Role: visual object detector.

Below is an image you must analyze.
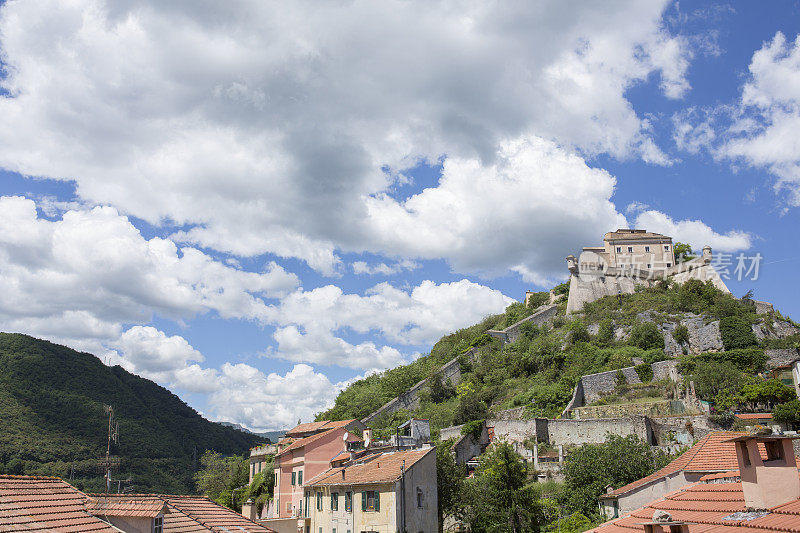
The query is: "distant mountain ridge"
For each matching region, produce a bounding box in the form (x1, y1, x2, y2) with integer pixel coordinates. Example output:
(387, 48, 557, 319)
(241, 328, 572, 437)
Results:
(0, 333, 266, 494)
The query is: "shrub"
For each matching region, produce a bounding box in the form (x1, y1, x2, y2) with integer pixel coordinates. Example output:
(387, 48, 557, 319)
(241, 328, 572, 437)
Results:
(635, 363, 653, 383)
(720, 316, 758, 350)
(461, 419, 485, 440)
(709, 412, 734, 429)
(773, 400, 800, 426)
(629, 322, 664, 350)
(568, 321, 591, 344)
(596, 319, 615, 346)
(673, 324, 689, 345)
(553, 281, 570, 296)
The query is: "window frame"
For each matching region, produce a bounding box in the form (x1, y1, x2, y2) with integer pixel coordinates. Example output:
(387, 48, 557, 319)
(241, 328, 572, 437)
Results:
(345, 491, 352, 513)
(416, 487, 424, 509)
(291, 471, 296, 486)
(331, 491, 339, 511)
(153, 516, 163, 533)
(316, 491, 323, 511)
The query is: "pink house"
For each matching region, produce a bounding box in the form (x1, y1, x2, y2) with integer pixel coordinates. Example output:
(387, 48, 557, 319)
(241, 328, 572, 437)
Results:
(272, 420, 364, 519)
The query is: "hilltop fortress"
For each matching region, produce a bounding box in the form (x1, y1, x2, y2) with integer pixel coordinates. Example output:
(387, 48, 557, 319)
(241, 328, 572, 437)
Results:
(565, 228, 730, 313)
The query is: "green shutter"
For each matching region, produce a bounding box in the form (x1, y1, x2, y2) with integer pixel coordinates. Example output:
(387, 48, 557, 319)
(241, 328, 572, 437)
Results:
(361, 491, 367, 511)
(374, 491, 380, 512)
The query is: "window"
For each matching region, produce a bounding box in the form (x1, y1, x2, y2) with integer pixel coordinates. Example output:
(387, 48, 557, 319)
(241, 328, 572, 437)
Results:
(627, 246, 633, 253)
(153, 516, 163, 533)
(616, 247, 621, 253)
(647, 263, 651, 269)
(305, 493, 310, 517)
(416, 487, 424, 508)
(333, 529, 337, 533)
(345, 491, 352, 512)
(298, 470, 303, 485)
(274, 472, 278, 486)
(258, 462, 262, 473)
(316, 492, 323, 511)
(251, 463, 256, 478)
(299, 499, 303, 517)
(287, 502, 292, 513)
(664, 245, 669, 251)
(292, 471, 296, 486)
(361, 491, 380, 512)
(667, 263, 671, 267)
(331, 492, 339, 511)
(645, 246, 650, 252)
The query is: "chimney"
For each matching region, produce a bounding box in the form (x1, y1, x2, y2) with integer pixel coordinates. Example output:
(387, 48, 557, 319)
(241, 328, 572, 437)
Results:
(729, 435, 800, 509)
(241, 498, 257, 520)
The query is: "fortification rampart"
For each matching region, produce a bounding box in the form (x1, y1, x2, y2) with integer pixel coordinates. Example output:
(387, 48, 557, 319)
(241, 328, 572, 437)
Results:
(486, 304, 558, 345)
(361, 346, 477, 425)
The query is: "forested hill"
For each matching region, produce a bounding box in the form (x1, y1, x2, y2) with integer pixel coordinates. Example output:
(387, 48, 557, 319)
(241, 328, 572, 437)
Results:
(318, 280, 800, 435)
(0, 333, 263, 494)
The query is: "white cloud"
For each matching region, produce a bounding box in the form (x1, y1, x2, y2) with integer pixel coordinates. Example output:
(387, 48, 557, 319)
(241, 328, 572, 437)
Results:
(633, 210, 752, 252)
(108, 326, 342, 429)
(0, 195, 298, 346)
(363, 136, 629, 284)
(712, 32, 800, 206)
(0, 0, 691, 278)
(208, 363, 345, 432)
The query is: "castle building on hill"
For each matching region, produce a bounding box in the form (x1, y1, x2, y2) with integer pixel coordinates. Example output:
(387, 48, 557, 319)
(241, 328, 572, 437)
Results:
(582, 229, 675, 273)
(563, 228, 730, 313)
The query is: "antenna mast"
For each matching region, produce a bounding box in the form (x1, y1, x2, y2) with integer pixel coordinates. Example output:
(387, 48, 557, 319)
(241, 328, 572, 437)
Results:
(101, 405, 121, 494)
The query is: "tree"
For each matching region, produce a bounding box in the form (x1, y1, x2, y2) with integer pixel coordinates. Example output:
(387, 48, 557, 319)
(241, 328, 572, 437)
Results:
(428, 371, 456, 404)
(240, 455, 275, 517)
(461, 442, 544, 533)
(673, 242, 695, 263)
(194, 451, 249, 510)
(454, 392, 489, 425)
(629, 322, 663, 351)
(719, 316, 758, 350)
(435, 440, 466, 533)
(738, 379, 796, 410)
(690, 361, 748, 403)
(773, 400, 800, 427)
(562, 434, 671, 517)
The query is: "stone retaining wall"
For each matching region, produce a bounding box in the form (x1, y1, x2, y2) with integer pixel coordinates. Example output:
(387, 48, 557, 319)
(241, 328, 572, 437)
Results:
(486, 304, 558, 345)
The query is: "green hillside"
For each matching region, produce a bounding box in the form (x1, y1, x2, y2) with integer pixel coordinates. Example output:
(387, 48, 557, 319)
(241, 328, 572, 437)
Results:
(0, 333, 264, 494)
(319, 280, 800, 435)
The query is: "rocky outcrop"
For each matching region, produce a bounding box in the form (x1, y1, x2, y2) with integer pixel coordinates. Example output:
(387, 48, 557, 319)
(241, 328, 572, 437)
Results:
(682, 316, 723, 354)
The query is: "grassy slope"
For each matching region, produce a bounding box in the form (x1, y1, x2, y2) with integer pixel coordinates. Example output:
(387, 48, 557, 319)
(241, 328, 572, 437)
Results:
(0, 333, 264, 493)
(319, 281, 797, 435)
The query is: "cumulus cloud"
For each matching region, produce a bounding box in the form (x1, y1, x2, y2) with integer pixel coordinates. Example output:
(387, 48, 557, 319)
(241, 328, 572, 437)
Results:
(208, 363, 345, 431)
(0, 195, 298, 346)
(363, 136, 629, 284)
(0, 0, 691, 277)
(633, 210, 752, 252)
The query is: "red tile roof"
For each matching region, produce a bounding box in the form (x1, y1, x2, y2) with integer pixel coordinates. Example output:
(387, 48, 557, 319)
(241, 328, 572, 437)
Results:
(277, 426, 361, 457)
(285, 419, 357, 437)
(735, 413, 773, 420)
(87, 495, 166, 518)
(603, 432, 748, 498)
(592, 474, 800, 533)
(0, 475, 119, 532)
(164, 496, 274, 533)
(305, 448, 433, 487)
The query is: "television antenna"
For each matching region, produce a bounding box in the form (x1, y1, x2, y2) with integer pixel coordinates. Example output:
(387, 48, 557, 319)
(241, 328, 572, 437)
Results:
(98, 405, 122, 494)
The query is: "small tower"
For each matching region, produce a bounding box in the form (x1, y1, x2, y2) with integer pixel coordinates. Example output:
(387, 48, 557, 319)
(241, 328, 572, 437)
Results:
(566, 255, 578, 274)
(702, 245, 712, 264)
(726, 434, 800, 509)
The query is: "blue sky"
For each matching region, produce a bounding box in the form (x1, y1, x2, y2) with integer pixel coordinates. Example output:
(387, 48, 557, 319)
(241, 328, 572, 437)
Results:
(0, 0, 799, 430)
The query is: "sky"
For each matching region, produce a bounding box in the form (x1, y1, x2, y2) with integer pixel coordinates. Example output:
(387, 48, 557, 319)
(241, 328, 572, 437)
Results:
(0, 0, 799, 431)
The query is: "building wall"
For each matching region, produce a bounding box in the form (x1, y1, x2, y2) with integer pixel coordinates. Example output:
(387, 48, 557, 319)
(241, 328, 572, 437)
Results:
(601, 471, 704, 518)
(399, 450, 438, 533)
(543, 417, 651, 446)
(275, 428, 352, 519)
(106, 515, 154, 533)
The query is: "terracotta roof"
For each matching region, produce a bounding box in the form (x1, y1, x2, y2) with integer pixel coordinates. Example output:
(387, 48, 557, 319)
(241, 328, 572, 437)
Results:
(0, 475, 119, 532)
(163, 496, 274, 533)
(592, 474, 800, 533)
(604, 230, 671, 242)
(277, 426, 361, 457)
(87, 495, 166, 518)
(305, 448, 433, 487)
(284, 419, 357, 437)
(735, 413, 773, 420)
(603, 432, 747, 498)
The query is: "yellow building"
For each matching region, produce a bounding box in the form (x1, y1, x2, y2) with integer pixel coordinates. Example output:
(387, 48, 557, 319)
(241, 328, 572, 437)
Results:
(303, 447, 437, 533)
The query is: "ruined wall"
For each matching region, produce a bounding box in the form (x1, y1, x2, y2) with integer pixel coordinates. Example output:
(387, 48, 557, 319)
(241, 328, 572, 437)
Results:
(648, 415, 719, 446)
(542, 417, 651, 446)
(486, 304, 558, 345)
(361, 347, 477, 425)
(571, 400, 688, 420)
(578, 367, 642, 405)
